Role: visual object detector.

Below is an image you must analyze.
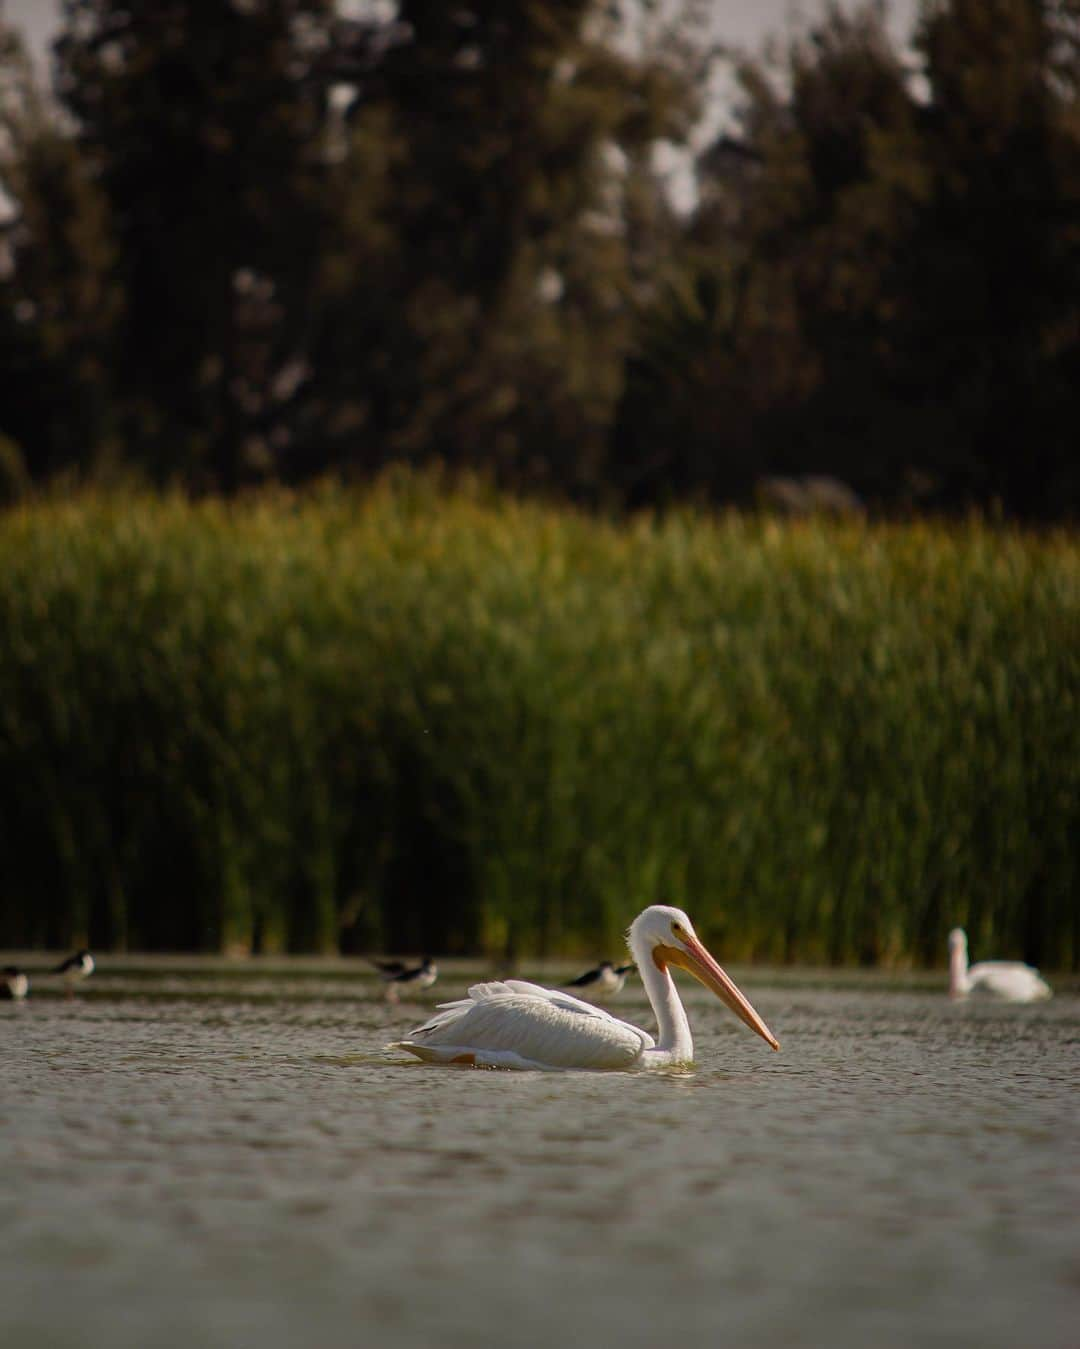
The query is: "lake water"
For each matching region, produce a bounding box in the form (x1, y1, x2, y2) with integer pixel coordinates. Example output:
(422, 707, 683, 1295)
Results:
(2, 960, 1077, 1349)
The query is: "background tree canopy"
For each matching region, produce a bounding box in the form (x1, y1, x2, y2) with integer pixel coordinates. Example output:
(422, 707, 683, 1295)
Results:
(1, 0, 1078, 518)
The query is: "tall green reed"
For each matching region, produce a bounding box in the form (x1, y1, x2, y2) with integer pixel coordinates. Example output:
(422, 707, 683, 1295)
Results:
(0, 479, 1076, 966)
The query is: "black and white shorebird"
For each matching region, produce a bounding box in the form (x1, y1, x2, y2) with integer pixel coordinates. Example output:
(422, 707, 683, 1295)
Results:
(1, 966, 29, 1000)
(53, 949, 95, 996)
(370, 956, 438, 1002)
(563, 960, 635, 1001)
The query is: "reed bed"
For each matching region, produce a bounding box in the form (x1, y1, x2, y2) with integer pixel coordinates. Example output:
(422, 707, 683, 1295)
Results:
(0, 476, 1076, 967)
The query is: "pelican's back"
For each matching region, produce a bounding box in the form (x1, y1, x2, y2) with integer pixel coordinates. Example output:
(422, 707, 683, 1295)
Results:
(391, 980, 653, 1070)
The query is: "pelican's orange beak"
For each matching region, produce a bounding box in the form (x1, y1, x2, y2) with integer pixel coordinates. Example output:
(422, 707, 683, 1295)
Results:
(656, 935, 780, 1051)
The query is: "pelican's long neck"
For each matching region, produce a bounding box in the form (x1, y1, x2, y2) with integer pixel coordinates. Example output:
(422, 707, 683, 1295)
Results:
(949, 941, 969, 996)
(630, 930, 693, 1060)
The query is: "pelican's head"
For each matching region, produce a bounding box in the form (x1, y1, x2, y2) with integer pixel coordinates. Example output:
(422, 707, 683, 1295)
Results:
(628, 905, 780, 1051)
(947, 928, 967, 952)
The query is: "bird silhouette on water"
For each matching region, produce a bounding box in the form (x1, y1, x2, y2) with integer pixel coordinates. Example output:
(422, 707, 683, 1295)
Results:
(370, 956, 438, 1002)
(52, 950, 95, 997)
(563, 960, 635, 1000)
(1, 966, 29, 1000)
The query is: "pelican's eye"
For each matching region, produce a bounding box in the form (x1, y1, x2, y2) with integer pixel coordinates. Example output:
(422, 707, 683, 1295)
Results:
(671, 920, 686, 940)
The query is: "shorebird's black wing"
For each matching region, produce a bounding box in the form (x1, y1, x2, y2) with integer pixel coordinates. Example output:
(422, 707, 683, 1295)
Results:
(614, 964, 636, 977)
(564, 967, 602, 988)
(52, 954, 78, 974)
(371, 959, 408, 976)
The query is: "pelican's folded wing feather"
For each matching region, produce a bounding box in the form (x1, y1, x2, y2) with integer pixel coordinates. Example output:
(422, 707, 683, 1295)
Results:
(391, 979, 653, 1070)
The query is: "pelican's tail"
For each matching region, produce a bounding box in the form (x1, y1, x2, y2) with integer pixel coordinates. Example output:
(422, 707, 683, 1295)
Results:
(388, 1040, 558, 1070)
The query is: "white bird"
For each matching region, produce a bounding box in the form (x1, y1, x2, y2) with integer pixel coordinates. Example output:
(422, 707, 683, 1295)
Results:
(52, 949, 94, 996)
(1, 966, 29, 1000)
(948, 928, 1051, 1002)
(390, 905, 779, 1070)
(563, 960, 635, 1000)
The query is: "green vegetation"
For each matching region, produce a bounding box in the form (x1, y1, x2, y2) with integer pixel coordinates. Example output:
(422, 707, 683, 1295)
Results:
(1, 478, 1076, 967)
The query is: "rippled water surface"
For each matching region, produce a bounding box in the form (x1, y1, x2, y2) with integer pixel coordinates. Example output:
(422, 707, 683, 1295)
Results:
(2, 959, 1077, 1349)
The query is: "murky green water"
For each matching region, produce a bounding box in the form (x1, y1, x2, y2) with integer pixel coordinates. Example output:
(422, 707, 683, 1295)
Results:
(2, 960, 1077, 1348)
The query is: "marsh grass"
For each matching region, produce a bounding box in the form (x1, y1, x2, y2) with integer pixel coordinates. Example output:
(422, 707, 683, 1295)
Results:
(1, 475, 1076, 966)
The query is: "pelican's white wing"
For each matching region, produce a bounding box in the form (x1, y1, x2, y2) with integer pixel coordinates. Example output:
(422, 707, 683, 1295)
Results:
(966, 961, 1052, 1002)
(390, 979, 654, 1070)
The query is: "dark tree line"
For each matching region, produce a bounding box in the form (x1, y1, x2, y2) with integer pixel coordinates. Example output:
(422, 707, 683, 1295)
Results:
(1, 0, 1078, 517)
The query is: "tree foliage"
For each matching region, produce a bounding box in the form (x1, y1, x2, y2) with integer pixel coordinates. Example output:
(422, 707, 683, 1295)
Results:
(617, 0, 1080, 515)
(1, 0, 1079, 516)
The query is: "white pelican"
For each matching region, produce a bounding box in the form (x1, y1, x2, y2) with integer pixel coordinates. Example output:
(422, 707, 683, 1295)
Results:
(948, 928, 1051, 1002)
(371, 956, 438, 1001)
(391, 905, 779, 1070)
(1, 966, 29, 1000)
(52, 949, 94, 996)
(563, 960, 635, 1000)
